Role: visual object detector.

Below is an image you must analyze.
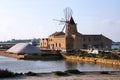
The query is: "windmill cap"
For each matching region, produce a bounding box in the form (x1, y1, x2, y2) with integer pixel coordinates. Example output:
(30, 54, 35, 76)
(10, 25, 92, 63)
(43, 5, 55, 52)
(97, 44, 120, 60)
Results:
(68, 16, 75, 24)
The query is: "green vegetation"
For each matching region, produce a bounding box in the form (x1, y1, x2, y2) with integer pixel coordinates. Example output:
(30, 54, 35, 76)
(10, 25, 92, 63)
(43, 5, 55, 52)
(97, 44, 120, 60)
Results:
(97, 52, 120, 60)
(53, 69, 83, 76)
(65, 50, 120, 60)
(52, 71, 69, 76)
(0, 69, 39, 78)
(0, 69, 15, 78)
(65, 69, 82, 74)
(24, 71, 38, 76)
(100, 71, 109, 74)
(24, 53, 64, 60)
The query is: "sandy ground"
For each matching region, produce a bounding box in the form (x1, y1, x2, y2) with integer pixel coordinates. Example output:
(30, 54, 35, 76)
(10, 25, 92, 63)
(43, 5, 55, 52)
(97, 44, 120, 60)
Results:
(1, 71, 120, 80)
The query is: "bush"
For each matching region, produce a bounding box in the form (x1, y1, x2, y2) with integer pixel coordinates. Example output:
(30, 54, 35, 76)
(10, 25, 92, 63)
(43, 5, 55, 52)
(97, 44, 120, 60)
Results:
(65, 69, 82, 74)
(53, 71, 69, 76)
(14, 73, 23, 76)
(24, 71, 37, 76)
(98, 52, 120, 60)
(100, 71, 109, 74)
(0, 69, 15, 78)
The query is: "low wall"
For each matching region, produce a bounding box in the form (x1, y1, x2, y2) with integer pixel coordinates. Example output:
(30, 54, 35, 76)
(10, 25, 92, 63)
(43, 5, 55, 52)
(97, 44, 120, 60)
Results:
(64, 55, 120, 65)
(0, 51, 24, 59)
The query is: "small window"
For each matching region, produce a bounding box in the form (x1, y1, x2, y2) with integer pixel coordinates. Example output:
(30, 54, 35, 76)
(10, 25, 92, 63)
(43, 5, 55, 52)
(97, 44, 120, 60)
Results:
(59, 43, 61, 47)
(56, 43, 57, 47)
(88, 37, 91, 41)
(83, 37, 85, 41)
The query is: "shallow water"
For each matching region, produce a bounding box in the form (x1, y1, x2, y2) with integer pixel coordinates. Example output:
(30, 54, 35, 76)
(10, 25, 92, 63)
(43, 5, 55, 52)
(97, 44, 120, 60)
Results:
(0, 56, 119, 73)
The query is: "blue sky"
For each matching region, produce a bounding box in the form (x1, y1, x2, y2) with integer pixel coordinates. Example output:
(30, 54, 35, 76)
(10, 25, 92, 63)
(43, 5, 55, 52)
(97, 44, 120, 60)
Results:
(0, 0, 120, 41)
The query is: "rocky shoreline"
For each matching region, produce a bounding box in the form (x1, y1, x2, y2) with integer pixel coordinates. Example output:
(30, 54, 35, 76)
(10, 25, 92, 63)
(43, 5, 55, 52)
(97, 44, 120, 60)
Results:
(1, 71, 120, 80)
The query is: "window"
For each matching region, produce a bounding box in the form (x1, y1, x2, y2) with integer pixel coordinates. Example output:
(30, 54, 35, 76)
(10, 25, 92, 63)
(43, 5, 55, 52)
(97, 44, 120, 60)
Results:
(59, 43, 61, 47)
(56, 43, 57, 47)
(83, 44, 87, 49)
(83, 37, 85, 41)
(88, 37, 91, 41)
(94, 37, 100, 41)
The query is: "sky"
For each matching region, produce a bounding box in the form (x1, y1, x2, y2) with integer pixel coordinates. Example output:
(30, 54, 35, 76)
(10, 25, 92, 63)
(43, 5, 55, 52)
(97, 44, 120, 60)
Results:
(0, 0, 120, 42)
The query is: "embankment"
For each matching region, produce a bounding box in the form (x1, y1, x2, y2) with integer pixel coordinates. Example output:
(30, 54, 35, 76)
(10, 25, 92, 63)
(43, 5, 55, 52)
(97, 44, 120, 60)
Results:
(0, 51, 24, 59)
(0, 51, 64, 60)
(64, 55, 120, 65)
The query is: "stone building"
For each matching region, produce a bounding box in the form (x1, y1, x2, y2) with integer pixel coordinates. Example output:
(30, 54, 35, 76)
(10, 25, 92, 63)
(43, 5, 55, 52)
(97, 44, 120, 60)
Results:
(40, 17, 112, 51)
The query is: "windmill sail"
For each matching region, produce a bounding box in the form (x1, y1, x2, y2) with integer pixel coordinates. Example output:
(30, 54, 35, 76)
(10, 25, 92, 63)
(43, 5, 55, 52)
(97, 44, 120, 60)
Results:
(53, 7, 73, 32)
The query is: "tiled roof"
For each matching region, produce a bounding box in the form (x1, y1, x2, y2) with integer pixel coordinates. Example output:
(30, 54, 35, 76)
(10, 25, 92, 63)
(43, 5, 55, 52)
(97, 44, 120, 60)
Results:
(49, 32, 65, 36)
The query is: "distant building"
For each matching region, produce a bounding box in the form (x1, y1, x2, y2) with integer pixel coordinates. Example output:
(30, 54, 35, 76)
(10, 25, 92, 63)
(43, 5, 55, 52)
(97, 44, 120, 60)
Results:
(40, 17, 112, 51)
(0, 38, 40, 48)
(111, 42, 120, 50)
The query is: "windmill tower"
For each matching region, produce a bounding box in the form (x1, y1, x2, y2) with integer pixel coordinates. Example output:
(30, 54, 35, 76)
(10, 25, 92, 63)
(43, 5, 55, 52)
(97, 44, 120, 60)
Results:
(53, 8, 78, 50)
(65, 15, 77, 37)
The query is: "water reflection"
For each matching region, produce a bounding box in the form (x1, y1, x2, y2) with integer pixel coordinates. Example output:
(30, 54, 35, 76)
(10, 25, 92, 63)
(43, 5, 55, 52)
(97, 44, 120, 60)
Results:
(96, 63, 120, 69)
(0, 56, 120, 73)
(65, 60, 77, 69)
(65, 59, 120, 71)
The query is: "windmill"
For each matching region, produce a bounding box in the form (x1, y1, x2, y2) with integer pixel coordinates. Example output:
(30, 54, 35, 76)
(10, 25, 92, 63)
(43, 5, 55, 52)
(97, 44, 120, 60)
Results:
(53, 7, 73, 32)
